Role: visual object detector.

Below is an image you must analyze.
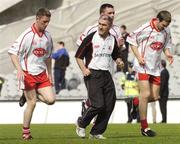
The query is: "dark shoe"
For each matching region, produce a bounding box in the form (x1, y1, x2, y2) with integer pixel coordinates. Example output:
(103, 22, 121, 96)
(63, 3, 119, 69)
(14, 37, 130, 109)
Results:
(19, 93, 26, 107)
(127, 119, 132, 123)
(141, 128, 156, 137)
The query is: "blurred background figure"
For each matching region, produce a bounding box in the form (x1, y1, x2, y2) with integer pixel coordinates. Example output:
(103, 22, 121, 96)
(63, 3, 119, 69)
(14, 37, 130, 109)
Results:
(120, 62, 139, 123)
(0, 76, 5, 96)
(150, 102, 157, 123)
(117, 25, 129, 73)
(159, 59, 169, 123)
(52, 41, 69, 94)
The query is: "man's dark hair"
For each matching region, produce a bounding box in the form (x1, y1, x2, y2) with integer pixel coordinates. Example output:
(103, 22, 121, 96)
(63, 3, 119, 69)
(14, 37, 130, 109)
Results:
(100, 3, 114, 14)
(36, 8, 51, 18)
(161, 59, 166, 68)
(157, 10, 171, 23)
(99, 15, 113, 25)
(121, 25, 127, 30)
(58, 41, 65, 47)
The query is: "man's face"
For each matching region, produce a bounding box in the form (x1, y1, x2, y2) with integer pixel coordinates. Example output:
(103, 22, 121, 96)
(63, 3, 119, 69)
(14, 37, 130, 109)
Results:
(157, 20, 170, 31)
(102, 7, 115, 21)
(36, 16, 50, 31)
(98, 18, 111, 37)
(120, 27, 125, 34)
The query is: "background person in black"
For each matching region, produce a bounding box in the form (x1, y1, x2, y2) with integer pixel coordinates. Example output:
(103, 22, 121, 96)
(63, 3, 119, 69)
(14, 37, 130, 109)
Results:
(75, 15, 124, 139)
(117, 25, 129, 73)
(159, 59, 169, 123)
(0, 76, 4, 96)
(52, 41, 69, 94)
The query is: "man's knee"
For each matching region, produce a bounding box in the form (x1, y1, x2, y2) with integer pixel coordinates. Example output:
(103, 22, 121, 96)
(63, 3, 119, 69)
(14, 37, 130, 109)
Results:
(27, 100, 36, 108)
(141, 91, 151, 100)
(152, 96, 160, 101)
(47, 98, 55, 105)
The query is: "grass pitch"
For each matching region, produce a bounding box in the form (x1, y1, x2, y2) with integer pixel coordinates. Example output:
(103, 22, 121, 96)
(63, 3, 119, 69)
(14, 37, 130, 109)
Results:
(0, 124, 179, 144)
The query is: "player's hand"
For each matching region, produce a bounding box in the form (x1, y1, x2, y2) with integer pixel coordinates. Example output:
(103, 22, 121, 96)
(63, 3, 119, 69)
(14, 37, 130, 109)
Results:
(166, 54, 173, 65)
(48, 74, 53, 84)
(17, 69, 26, 81)
(137, 56, 146, 66)
(82, 68, 91, 77)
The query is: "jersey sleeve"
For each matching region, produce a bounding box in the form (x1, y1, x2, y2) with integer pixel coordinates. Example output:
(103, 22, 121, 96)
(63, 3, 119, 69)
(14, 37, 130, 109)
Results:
(75, 32, 94, 59)
(164, 28, 172, 49)
(76, 25, 97, 46)
(8, 30, 29, 56)
(126, 25, 144, 47)
(46, 36, 53, 58)
(111, 38, 121, 60)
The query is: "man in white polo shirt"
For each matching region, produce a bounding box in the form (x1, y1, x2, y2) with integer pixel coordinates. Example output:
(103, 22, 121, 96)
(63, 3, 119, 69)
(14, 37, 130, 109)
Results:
(8, 8, 55, 140)
(75, 15, 123, 139)
(127, 10, 173, 137)
(77, 3, 124, 121)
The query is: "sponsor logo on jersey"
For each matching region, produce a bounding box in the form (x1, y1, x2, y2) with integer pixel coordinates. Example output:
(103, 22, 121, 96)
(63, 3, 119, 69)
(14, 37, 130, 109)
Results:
(33, 48, 47, 57)
(94, 53, 111, 57)
(150, 42, 163, 51)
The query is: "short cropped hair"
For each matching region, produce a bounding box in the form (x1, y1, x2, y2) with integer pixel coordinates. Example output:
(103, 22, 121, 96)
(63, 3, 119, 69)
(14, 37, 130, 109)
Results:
(157, 10, 171, 23)
(121, 25, 127, 30)
(58, 41, 65, 47)
(36, 8, 51, 18)
(100, 3, 114, 14)
(99, 15, 113, 25)
(161, 59, 166, 68)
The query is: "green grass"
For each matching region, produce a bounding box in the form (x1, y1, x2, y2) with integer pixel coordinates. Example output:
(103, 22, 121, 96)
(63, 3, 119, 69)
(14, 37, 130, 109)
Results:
(0, 124, 180, 144)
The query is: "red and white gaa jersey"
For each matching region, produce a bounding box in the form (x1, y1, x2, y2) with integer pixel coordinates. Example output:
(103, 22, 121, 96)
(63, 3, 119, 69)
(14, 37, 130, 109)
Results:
(76, 23, 121, 46)
(8, 24, 53, 75)
(127, 18, 172, 76)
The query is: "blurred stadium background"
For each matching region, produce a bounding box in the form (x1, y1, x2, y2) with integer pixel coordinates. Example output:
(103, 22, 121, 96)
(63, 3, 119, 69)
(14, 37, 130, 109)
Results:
(0, 0, 180, 124)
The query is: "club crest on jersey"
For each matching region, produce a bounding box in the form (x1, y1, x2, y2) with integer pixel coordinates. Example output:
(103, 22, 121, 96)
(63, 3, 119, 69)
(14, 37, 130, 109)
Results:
(33, 48, 46, 57)
(150, 42, 163, 51)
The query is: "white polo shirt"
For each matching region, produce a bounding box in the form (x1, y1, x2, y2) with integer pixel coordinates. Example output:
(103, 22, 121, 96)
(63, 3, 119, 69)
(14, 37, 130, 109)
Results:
(127, 18, 172, 76)
(75, 31, 120, 71)
(8, 24, 53, 75)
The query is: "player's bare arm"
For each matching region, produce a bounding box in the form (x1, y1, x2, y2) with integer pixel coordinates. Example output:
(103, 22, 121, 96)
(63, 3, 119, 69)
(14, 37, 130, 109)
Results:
(45, 58, 53, 83)
(164, 48, 173, 64)
(76, 58, 91, 77)
(8, 53, 26, 81)
(130, 44, 145, 65)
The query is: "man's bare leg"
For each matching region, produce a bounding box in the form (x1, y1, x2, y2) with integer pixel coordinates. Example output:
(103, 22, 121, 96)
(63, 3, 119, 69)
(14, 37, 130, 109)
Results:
(37, 86, 55, 105)
(23, 89, 37, 140)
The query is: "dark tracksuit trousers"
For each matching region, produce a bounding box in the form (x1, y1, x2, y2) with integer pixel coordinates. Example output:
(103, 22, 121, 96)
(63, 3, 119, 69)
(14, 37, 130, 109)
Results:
(159, 97, 168, 122)
(78, 69, 116, 135)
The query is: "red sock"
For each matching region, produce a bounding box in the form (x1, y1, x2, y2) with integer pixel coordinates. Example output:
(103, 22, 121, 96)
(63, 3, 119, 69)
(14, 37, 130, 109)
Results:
(23, 127, 30, 135)
(133, 97, 139, 106)
(140, 119, 148, 129)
